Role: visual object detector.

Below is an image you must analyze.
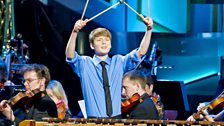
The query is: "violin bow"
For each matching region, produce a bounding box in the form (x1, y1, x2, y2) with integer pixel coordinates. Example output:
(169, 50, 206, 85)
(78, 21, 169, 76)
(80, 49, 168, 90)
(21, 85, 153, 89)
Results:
(148, 0, 150, 17)
(216, 90, 224, 99)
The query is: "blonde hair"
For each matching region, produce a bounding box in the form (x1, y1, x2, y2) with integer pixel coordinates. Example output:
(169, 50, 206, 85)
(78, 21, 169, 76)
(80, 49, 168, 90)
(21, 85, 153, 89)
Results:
(47, 80, 68, 107)
(89, 28, 112, 44)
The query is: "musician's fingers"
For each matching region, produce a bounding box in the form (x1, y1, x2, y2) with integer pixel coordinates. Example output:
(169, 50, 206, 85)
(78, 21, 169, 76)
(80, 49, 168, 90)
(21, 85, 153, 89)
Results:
(201, 109, 208, 115)
(1, 105, 14, 121)
(84, 19, 89, 23)
(199, 103, 206, 106)
(187, 116, 195, 121)
(142, 17, 153, 30)
(0, 100, 9, 112)
(73, 20, 87, 32)
(197, 106, 203, 111)
(0, 100, 7, 106)
(148, 18, 153, 26)
(144, 17, 153, 26)
(197, 103, 206, 111)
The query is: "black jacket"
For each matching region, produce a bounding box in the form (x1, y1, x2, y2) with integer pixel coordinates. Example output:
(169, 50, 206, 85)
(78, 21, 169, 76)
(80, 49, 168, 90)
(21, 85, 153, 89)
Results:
(14, 91, 57, 124)
(128, 93, 159, 120)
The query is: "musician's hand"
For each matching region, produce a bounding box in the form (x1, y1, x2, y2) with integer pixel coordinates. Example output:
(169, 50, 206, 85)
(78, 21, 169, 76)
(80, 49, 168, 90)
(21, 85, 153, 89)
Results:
(0, 100, 15, 121)
(201, 109, 209, 117)
(142, 17, 153, 30)
(197, 103, 206, 110)
(187, 114, 204, 121)
(73, 19, 88, 32)
(197, 103, 209, 116)
(0, 100, 7, 111)
(187, 115, 196, 121)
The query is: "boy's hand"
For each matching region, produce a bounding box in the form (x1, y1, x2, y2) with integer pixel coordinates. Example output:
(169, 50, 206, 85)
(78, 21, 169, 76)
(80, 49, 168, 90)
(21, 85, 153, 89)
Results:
(142, 17, 153, 30)
(73, 19, 89, 32)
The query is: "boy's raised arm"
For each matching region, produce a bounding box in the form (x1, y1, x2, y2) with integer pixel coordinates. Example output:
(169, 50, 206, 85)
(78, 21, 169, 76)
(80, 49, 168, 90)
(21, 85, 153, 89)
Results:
(137, 17, 153, 58)
(65, 19, 88, 59)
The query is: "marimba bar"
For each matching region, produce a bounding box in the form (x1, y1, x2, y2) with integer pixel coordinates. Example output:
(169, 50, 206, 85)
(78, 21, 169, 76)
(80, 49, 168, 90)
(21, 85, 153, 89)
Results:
(19, 118, 224, 126)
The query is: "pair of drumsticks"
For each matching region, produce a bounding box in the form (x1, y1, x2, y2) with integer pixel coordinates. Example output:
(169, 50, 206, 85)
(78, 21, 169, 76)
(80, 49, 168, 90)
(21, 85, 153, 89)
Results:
(80, 0, 150, 23)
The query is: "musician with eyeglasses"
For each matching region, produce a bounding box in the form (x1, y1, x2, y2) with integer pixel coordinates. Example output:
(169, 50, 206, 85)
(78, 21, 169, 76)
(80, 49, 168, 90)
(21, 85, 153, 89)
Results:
(0, 64, 57, 125)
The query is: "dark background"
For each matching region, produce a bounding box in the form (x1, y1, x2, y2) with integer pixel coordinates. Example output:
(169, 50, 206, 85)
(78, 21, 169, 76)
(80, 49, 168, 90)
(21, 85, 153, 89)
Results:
(14, 0, 83, 115)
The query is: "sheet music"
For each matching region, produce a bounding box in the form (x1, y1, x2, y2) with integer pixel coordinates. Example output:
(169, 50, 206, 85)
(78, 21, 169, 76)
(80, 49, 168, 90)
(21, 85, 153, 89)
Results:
(78, 100, 87, 118)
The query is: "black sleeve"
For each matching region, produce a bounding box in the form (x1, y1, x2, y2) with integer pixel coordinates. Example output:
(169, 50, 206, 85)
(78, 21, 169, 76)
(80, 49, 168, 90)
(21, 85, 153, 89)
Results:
(13, 108, 27, 124)
(39, 95, 58, 118)
(130, 99, 159, 120)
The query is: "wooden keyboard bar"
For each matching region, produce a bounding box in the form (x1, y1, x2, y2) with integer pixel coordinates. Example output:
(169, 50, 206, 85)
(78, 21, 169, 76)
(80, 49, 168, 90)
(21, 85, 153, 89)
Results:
(19, 118, 224, 126)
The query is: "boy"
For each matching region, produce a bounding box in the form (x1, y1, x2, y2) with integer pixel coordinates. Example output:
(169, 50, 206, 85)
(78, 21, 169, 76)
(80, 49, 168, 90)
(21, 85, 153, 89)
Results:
(66, 17, 153, 118)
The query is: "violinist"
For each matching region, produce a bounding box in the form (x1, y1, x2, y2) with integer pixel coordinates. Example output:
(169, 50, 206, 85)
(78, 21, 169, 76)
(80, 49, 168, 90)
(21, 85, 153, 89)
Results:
(0, 59, 10, 101)
(0, 64, 57, 125)
(46, 80, 72, 119)
(187, 103, 215, 122)
(0, 59, 13, 126)
(186, 102, 224, 122)
(143, 70, 165, 120)
(187, 84, 224, 122)
(121, 69, 159, 119)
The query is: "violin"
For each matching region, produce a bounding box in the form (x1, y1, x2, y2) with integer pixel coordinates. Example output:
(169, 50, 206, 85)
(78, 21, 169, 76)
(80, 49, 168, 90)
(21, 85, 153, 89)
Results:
(193, 96, 224, 120)
(121, 93, 141, 113)
(151, 92, 160, 103)
(150, 93, 161, 110)
(5, 88, 41, 109)
(56, 100, 67, 119)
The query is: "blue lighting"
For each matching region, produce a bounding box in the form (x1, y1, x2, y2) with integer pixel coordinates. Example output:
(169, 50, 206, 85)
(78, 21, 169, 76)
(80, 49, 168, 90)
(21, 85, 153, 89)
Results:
(184, 72, 218, 84)
(127, 0, 189, 33)
(202, 33, 212, 38)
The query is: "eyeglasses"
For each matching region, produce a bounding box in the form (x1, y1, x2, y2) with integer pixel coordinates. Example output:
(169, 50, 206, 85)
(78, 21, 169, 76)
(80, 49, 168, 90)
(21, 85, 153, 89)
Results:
(22, 78, 39, 84)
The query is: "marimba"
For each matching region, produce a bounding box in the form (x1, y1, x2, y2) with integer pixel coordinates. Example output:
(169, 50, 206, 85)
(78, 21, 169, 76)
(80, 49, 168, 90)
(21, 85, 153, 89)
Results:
(19, 118, 224, 126)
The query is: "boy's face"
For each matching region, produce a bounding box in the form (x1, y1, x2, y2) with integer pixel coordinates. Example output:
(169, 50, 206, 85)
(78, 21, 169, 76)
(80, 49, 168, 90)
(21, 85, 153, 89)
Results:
(91, 36, 111, 56)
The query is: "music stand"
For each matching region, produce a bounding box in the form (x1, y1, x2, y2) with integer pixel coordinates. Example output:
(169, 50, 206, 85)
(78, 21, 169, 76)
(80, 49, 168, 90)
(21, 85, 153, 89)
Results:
(153, 80, 190, 111)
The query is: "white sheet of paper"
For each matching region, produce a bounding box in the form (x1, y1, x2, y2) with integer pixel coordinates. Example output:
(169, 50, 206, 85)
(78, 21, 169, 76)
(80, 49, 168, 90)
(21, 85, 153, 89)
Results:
(78, 100, 87, 118)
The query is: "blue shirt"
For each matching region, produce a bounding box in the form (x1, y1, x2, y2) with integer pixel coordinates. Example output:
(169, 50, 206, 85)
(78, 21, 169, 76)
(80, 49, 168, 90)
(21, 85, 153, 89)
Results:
(66, 49, 141, 117)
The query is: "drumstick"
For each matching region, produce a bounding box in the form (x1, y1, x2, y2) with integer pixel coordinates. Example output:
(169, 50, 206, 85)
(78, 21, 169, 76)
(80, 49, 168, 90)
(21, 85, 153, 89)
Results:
(81, 0, 90, 20)
(122, 1, 144, 20)
(148, 0, 150, 17)
(87, 1, 121, 23)
(148, 0, 152, 30)
(122, 1, 152, 30)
